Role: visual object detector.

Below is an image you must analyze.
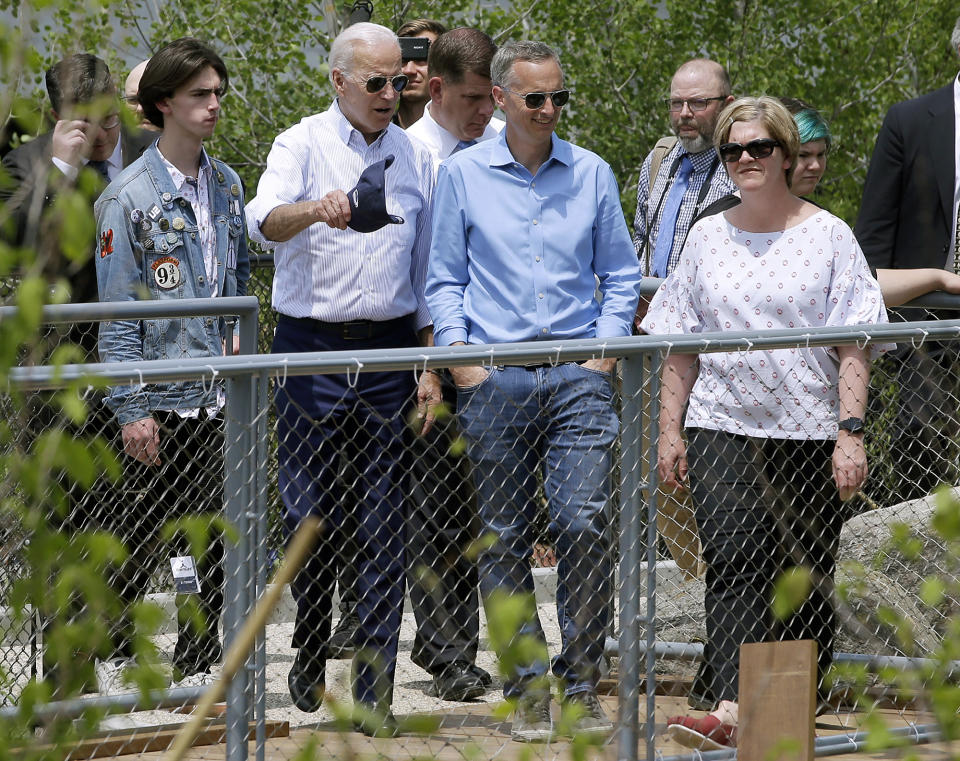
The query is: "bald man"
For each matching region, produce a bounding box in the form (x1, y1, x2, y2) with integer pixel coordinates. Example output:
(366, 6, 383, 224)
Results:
(631, 57, 737, 715)
(124, 60, 160, 131)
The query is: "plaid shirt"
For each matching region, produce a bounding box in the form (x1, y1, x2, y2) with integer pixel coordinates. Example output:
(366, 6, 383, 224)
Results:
(632, 140, 736, 276)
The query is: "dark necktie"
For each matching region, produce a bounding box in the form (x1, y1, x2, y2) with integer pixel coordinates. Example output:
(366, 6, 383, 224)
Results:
(452, 139, 477, 154)
(88, 159, 110, 183)
(651, 155, 693, 278)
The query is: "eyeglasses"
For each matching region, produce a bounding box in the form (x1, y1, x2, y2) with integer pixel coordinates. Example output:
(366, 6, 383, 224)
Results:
(717, 138, 782, 163)
(357, 74, 409, 94)
(80, 114, 121, 130)
(502, 88, 570, 109)
(666, 96, 727, 112)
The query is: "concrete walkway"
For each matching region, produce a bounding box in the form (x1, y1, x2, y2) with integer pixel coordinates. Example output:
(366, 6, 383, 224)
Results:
(113, 568, 565, 728)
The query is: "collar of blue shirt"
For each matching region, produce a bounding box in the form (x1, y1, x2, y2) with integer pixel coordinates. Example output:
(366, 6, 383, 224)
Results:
(487, 130, 573, 171)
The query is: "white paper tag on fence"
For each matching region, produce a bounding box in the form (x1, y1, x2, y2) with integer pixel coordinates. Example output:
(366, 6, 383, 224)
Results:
(170, 556, 201, 594)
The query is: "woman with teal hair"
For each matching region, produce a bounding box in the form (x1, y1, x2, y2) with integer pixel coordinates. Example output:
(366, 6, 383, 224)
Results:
(781, 98, 960, 302)
(780, 98, 831, 197)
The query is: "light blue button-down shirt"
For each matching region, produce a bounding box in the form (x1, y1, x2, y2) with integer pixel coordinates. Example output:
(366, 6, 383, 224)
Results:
(426, 131, 641, 346)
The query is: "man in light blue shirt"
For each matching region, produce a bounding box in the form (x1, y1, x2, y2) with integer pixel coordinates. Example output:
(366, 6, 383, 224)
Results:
(425, 40, 640, 743)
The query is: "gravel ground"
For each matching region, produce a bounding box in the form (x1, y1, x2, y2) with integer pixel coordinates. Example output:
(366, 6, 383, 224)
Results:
(103, 574, 566, 729)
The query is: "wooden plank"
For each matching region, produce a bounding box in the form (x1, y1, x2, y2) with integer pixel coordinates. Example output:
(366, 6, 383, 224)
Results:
(598, 674, 710, 699)
(739, 640, 816, 761)
(22, 719, 289, 761)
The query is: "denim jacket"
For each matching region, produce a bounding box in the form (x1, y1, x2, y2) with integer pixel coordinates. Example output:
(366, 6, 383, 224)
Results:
(94, 144, 250, 425)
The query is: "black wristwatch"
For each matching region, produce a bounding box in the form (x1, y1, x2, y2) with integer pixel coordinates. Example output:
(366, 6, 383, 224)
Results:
(838, 417, 865, 434)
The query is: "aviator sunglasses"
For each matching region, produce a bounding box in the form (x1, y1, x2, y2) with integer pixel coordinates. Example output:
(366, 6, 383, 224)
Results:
(502, 88, 570, 109)
(717, 138, 781, 163)
(357, 74, 409, 93)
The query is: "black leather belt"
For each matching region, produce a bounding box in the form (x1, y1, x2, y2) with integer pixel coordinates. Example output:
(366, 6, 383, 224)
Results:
(282, 314, 412, 340)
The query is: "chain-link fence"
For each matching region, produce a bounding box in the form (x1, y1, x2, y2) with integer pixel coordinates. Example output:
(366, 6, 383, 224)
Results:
(246, 254, 560, 572)
(622, 308, 960, 760)
(0, 298, 261, 758)
(4, 296, 960, 760)
(247, 254, 278, 356)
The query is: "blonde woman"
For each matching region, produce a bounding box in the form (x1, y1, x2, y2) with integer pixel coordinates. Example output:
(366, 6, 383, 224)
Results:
(641, 97, 892, 749)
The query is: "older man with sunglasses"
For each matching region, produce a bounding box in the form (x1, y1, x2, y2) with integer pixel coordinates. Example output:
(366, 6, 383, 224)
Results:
(245, 22, 435, 735)
(426, 40, 640, 742)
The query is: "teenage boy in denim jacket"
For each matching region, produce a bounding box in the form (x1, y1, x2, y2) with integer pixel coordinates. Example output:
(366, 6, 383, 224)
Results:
(93, 37, 248, 693)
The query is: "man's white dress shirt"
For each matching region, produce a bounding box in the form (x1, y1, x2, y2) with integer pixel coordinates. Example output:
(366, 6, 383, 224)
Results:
(246, 100, 436, 329)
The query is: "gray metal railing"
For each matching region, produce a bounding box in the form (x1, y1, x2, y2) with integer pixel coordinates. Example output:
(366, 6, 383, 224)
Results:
(4, 297, 261, 761)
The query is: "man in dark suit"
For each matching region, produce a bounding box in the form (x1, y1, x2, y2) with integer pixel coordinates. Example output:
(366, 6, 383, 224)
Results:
(856, 17, 960, 503)
(0, 53, 153, 698)
(1, 53, 153, 338)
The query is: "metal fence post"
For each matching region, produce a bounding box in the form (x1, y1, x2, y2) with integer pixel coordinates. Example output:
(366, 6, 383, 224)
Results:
(224, 369, 256, 761)
(644, 351, 663, 761)
(254, 370, 270, 761)
(617, 351, 645, 761)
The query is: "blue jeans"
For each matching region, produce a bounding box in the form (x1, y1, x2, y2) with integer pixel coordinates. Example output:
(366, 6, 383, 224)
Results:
(456, 363, 617, 698)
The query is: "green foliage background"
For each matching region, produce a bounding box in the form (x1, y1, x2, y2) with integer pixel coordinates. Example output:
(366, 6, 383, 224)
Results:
(3, 0, 960, 226)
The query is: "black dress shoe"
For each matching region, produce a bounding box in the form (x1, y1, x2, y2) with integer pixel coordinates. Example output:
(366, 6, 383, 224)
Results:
(288, 651, 325, 712)
(354, 708, 401, 737)
(327, 613, 359, 659)
(431, 661, 486, 701)
(468, 663, 493, 687)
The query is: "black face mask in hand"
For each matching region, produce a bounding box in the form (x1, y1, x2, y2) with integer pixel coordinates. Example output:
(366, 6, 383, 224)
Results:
(346, 154, 405, 233)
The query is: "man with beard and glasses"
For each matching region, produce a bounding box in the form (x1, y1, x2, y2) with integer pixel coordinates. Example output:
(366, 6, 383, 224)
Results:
(633, 58, 735, 282)
(631, 58, 735, 577)
(630, 59, 735, 713)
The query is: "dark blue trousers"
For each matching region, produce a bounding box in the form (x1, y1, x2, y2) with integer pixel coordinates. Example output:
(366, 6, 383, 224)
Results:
(273, 314, 414, 708)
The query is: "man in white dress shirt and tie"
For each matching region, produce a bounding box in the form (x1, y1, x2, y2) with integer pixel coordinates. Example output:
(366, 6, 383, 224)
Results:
(406, 28, 503, 164)
(402, 26, 502, 702)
